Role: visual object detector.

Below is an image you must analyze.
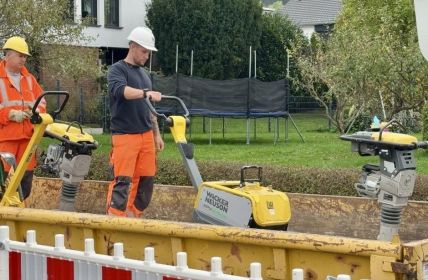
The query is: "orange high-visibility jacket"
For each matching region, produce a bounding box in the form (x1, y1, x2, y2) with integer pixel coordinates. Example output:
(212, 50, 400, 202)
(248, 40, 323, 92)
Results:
(0, 60, 46, 141)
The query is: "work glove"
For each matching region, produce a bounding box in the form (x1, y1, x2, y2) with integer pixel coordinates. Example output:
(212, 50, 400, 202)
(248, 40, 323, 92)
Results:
(8, 109, 31, 123)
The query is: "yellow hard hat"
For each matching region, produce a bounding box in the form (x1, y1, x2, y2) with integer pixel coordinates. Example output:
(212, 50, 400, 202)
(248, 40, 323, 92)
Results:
(3, 36, 30, 56)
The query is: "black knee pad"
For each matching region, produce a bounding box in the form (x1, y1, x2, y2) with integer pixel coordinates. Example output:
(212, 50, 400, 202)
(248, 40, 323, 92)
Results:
(110, 176, 131, 211)
(21, 170, 33, 200)
(134, 176, 154, 211)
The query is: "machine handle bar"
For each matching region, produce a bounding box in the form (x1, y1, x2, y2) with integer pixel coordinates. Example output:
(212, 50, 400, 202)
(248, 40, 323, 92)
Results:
(31, 91, 70, 124)
(144, 94, 189, 120)
(44, 130, 98, 150)
(240, 165, 263, 186)
(414, 141, 428, 149)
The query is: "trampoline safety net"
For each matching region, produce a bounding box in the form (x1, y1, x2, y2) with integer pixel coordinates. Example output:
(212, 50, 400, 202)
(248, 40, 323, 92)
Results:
(151, 73, 289, 117)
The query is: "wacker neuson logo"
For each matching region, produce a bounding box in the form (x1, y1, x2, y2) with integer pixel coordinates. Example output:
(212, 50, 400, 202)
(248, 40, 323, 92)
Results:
(205, 191, 229, 213)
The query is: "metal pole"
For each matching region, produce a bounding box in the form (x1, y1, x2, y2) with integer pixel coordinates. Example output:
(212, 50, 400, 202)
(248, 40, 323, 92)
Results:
(190, 50, 194, 76)
(285, 116, 289, 142)
(175, 44, 179, 73)
(222, 117, 225, 139)
(254, 50, 257, 79)
(209, 118, 212, 145)
(248, 46, 252, 78)
(246, 118, 250, 144)
(254, 118, 256, 140)
(287, 51, 290, 78)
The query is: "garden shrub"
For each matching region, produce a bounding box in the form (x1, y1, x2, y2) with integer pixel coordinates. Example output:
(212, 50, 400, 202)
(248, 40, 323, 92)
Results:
(35, 153, 428, 201)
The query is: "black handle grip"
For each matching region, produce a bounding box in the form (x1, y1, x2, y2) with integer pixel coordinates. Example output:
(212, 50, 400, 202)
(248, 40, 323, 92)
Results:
(144, 95, 189, 120)
(414, 141, 428, 149)
(31, 91, 69, 123)
(240, 165, 263, 186)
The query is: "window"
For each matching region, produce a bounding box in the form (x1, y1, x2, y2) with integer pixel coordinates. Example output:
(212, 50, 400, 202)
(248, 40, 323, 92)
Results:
(82, 0, 97, 25)
(105, 0, 120, 27)
(314, 24, 334, 38)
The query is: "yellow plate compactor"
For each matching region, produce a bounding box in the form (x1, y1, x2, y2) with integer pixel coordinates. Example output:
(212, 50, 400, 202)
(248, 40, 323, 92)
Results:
(145, 95, 291, 230)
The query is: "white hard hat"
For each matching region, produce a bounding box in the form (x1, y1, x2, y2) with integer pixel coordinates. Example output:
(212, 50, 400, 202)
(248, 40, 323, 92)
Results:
(127, 26, 157, 51)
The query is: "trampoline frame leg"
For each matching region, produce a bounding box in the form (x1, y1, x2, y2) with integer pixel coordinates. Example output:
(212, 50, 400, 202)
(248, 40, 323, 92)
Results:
(287, 113, 305, 143)
(246, 118, 250, 145)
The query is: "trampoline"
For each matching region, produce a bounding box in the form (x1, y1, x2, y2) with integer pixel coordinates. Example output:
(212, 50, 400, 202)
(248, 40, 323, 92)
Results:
(152, 74, 304, 144)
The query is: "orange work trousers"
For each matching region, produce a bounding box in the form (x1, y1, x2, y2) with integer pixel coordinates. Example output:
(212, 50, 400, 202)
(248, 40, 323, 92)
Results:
(0, 140, 37, 171)
(0, 139, 37, 199)
(106, 131, 156, 217)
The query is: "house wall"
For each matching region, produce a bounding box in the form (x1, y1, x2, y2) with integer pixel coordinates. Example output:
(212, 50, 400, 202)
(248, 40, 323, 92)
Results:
(75, 0, 151, 48)
(301, 25, 315, 38)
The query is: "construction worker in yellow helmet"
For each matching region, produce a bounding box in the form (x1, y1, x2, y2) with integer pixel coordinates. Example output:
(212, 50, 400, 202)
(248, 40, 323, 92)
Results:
(0, 36, 46, 201)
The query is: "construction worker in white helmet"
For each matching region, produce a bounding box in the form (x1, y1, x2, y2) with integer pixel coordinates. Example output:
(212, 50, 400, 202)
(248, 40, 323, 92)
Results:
(106, 26, 164, 217)
(0, 36, 46, 201)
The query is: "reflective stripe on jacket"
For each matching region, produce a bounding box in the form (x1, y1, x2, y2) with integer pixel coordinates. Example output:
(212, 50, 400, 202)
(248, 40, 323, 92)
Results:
(0, 60, 45, 141)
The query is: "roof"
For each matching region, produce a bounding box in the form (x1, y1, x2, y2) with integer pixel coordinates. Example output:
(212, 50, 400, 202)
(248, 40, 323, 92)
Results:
(279, 0, 342, 26)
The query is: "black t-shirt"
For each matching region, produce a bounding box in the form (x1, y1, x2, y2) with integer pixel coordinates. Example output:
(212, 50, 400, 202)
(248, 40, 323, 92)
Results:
(108, 60, 153, 134)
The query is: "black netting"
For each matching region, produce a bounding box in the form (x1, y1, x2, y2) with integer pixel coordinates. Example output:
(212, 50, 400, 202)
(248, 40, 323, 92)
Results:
(177, 74, 249, 115)
(152, 73, 177, 96)
(152, 74, 289, 117)
(249, 79, 288, 115)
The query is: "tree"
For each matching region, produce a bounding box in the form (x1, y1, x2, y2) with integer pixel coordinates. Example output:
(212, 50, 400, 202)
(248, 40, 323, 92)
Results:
(292, 0, 428, 133)
(257, 12, 306, 83)
(0, 0, 99, 81)
(336, 0, 428, 117)
(146, 0, 263, 79)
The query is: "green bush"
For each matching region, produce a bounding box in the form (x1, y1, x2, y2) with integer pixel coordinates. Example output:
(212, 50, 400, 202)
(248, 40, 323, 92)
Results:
(36, 153, 428, 201)
(345, 112, 372, 133)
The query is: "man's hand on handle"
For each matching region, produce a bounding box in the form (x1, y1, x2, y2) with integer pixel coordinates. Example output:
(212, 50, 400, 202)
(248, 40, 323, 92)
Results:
(145, 90, 162, 102)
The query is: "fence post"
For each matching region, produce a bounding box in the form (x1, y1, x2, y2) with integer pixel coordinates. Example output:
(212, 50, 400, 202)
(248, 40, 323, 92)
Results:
(249, 263, 262, 280)
(144, 247, 156, 265)
(54, 234, 65, 251)
(210, 257, 223, 277)
(292, 268, 304, 280)
(0, 226, 9, 280)
(176, 252, 188, 271)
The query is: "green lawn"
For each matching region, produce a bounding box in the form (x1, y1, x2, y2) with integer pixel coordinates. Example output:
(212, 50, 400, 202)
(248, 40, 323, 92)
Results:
(76, 111, 428, 175)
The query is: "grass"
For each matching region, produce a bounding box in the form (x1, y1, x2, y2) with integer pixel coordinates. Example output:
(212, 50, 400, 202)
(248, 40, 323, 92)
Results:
(61, 111, 428, 175)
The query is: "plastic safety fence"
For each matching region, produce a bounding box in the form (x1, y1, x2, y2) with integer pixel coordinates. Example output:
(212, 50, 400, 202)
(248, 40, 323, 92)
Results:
(0, 226, 262, 280)
(151, 73, 288, 118)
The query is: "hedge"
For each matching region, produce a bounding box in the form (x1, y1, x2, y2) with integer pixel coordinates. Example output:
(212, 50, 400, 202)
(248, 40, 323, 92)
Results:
(35, 152, 428, 201)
